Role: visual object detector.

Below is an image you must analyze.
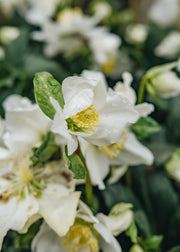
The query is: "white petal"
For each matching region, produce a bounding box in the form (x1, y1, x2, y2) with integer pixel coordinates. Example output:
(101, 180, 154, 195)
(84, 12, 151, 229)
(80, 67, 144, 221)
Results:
(94, 222, 122, 252)
(112, 131, 154, 166)
(135, 103, 154, 117)
(107, 165, 128, 184)
(83, 89, 138, 146)
(50, 98, 78, 155)
(0, 195, 39, 249)
(32, 222, 67, 252)
(96, 210, 133, 236)
(79, 137, 109, 189)
(39, 188, 80, 236)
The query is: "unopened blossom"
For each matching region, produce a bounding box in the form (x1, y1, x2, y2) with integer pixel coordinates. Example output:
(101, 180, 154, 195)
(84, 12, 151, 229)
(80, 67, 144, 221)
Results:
(50, 71, 138, 156)
(155, 32, 180, 59)
(32, 201, 133, 252)
(77, 71, 153, 189)
(0, 157, 80, 249)
(0, 26, 20, 45)
(149, 70, 180, 98)
(165, 148, 180, 182)
(125, 24, 149, 45)
(148, 0, 180, 27)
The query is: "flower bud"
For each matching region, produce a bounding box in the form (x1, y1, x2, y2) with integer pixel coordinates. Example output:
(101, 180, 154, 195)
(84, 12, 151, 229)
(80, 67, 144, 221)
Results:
(149, 71, 180, 98)
(165, 148, 180, 182)
(0, 26, 20, 45)
(130, 244, 144, 252)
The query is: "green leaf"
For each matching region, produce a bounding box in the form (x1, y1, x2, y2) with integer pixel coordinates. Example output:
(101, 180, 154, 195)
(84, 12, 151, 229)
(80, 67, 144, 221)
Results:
(33, 72, 64, 119)
(110, 202, 133, 216)
(167, 245, 180, 252)
(141, 235, 163, 251)
(126, 219, 138, 243)
(31, 132, 59, 165)
(63, 146, 86, 179)
(131, 116, 161, 140)
(134, 210, 152, 238)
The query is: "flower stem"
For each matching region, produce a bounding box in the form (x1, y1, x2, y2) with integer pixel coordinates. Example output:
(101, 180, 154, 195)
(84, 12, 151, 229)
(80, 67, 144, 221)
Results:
(78, 147, 93, 207)
(137, 77, 146, 104)
(85, 168, 93, 207)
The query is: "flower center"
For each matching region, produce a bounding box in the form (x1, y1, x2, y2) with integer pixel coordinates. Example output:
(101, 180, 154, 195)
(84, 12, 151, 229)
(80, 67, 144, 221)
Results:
(62, 222, 99, 252)
(18, 165, 34, 184)
(102, 58, 116, 75)
(99, 129, 127, 158)
(70, 105, 99, 134)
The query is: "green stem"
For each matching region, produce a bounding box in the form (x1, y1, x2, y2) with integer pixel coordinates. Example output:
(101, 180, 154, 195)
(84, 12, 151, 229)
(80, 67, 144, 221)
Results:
(85, 168, 93, 207)
(137, 77, 146, 104)
(78, 147, 93, 207)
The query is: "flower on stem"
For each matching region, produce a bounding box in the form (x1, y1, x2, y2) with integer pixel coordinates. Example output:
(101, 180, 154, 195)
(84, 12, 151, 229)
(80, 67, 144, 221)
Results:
(32, 201, 133, 252)
(78, 72, 154, 189)
(50, 71, 138, 156)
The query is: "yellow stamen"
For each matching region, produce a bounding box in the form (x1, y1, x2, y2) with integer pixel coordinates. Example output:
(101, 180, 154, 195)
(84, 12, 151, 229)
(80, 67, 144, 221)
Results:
(18, 166, 33, 184)
(102, 58, 116, 75)
(62, 223, 99, 252)
(71, 105, 99, 134)
(99, 129, 127, 158)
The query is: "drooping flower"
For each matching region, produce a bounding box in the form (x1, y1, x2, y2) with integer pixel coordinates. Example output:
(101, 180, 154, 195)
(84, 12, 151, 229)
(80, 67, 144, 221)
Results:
(148, 70, 180, 98)
(32, 201, 133, 252)
(50, 71, 138, 155)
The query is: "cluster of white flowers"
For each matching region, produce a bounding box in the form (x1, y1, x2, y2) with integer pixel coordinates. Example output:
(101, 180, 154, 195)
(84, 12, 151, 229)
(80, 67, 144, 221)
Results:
(0, 70, 154, 251)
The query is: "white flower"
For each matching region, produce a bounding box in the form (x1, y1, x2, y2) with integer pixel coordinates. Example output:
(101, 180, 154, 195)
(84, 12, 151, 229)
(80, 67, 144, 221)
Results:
(0, 94, 51, 159)
(50, 71, 138, 155)
(75, 72, 153, 189)
(32, 201, 133, 252)
(148, 0, 180, 27)
(125, 24, 149, 45)
(32, 8, 99, 58)
(32, 7, 121, 71)
(154, 32, 180, 59)
(0, 157, 80, 249)
(88, 27, 121, 72)
(25, 0, 61, 25)
(150, 70, 180, 98)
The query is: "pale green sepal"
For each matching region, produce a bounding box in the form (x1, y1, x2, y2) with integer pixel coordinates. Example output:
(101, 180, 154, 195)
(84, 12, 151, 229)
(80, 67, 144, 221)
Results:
(109, 202, 133, 216)
(33, 72, 64, 119)
(145, 61, 177, 79)
(63, 146, 86, 179)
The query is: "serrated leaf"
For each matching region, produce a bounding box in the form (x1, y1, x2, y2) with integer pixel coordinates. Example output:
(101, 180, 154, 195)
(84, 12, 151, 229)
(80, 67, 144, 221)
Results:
(64, 146, 86, 179)
(33, 72, 64, 119)
(131, 116, 161, 140)
(110, 202, 133, 216)
(141, 235, 163, 251)
(31, 132, 59, 165)
(126, 219, 138, 243)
